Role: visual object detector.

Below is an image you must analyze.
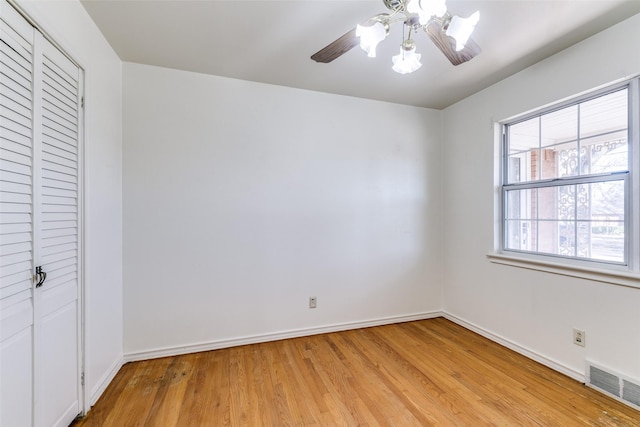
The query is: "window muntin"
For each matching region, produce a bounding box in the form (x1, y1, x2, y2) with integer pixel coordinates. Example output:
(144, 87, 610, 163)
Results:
(502, 87, 630, 265)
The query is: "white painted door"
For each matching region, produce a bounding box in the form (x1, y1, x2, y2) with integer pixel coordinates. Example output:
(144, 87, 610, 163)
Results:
(34, 30, 82, 427)
(1, 4, 36, 425)
(0, 1, 82, 425)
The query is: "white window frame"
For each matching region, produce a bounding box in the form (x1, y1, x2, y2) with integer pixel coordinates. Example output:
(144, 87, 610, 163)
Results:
(488, 78, 640, 288)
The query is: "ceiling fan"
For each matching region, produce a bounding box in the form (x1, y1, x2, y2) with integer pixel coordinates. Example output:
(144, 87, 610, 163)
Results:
(311, 0, 481, 74)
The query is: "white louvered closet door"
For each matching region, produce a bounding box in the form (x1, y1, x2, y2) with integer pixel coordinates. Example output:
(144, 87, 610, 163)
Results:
(1, 1, 82, 426)
(1, 2, 36, 425)
(35, 31, 81, 427)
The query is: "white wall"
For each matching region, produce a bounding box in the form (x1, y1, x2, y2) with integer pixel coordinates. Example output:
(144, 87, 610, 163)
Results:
(123, 63, 442, 356)
(442, 13, 640, 380)
(15, 0, 124, 405)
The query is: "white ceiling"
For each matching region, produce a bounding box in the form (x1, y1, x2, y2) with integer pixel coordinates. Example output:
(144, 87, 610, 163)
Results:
(80, 0, 640, 109)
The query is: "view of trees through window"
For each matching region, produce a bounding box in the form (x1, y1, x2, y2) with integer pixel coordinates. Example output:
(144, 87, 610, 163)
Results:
(503, 89, 628, 263)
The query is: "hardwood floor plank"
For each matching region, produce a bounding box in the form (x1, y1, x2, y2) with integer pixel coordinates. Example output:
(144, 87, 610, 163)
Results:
(73, 319, 640, 426)
(380, 323, 561, 424)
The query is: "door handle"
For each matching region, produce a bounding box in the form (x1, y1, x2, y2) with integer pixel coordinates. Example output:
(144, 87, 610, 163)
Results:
(35, 266, 47, 288)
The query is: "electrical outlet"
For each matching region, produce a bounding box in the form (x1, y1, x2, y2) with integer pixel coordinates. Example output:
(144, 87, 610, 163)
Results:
(309, 296, 317, 309)
(573, 329, 585, 347)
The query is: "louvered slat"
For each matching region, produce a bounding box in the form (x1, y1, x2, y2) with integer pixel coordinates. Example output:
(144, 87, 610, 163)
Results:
(41, 141, 75, 162)
(43, 81, 76, 114)
(41, 234, 75, 248)
(0, 191, 30, 204)
(43, 99, 75, 127)
(0, 180, 30, 195)
(0, 230, 30, 245)
(0, 221, 29, 234)
(41, 249, 75, 266)
(0, 273, 30, 299)
(1, 91, 31, 121)
(42, 160, 76, 178)
(40, 219, 76, 230)
(0, 201, 30, 213)
(43, 115, 76, 139)
(41, 90, 75, 120)
(41, 194, 75, 206)
(0, 124, 31, 148)
(0, 241, 31, 256)
(42, 177, 76, 192)
(42, 168, 76, 184)
(0, 157, 30, 175)
(42, 154, 75, 172)
(42, 125, 77, 150)
(40, 186, 76, 199)
(0, 250, 30, 267)
(41, 212, 76, 222)
(41, 226, 75, 240)
(0, 140, 30, 160)
(42, 256, 75, 273)
(0, 147, 30, 166)
(40, 241, 76, 257)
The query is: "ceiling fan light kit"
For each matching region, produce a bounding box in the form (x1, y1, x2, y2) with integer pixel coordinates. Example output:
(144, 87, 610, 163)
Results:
(392, 39, 422, 74)
(445, 11, 480, 51)
(311, 0, 481, 74)
(356, 19, 389, 57)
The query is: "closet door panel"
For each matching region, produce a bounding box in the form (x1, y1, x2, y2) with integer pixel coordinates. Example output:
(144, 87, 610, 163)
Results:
(0, 2, 34, 425)
(35, 35, 80, 427)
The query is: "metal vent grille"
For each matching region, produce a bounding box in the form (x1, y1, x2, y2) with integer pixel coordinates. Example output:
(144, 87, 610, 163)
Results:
(623, 380, 640, 407)
(587, 362, 640, 410)
(590, 365, 620, 397)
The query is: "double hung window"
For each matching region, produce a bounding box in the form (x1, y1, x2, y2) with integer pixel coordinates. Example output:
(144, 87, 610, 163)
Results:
(501, 80, 639, 270)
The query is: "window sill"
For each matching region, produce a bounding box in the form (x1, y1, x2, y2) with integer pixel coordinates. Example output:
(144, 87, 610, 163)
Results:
(486, 253, 640, 289)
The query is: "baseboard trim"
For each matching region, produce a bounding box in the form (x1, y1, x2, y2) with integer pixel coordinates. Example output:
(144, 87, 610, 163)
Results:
(443, 312, 585, 383)
(89, 356, 124, 407)
(124, 311, 443, 362)
(122, 311, 585, 388)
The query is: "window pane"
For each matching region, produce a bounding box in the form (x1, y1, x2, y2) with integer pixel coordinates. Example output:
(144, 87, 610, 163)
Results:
(580, 90, 628, 175)
(508, 117, 539, 183)
(553, 141, 579, 179)
(539, 106, 578, 179)
(577, 181, 625, 262)
(505, 220, 533, 251)
(557, 185, 575, 220)
(537, 187, 557, 220)
(581, 131, 627, 174)
(580, 181, 625, 220)
(588, 221, 625, 263)
(580, 89, 628, 139)
(538, 221, 576, 257)
(541, 105, 577, 149)
(505, 188, 535, 220)
(557, 221, 575, 257)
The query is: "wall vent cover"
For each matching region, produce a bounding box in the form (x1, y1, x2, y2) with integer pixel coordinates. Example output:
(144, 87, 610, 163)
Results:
(589, 365, 620, 397)
(586, 362, 640, 410)
(622, 380, 640, 407)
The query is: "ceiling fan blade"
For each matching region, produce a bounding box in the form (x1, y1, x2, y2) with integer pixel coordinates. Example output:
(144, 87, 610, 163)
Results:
(425, 20, 481, 66)
(311, 28, 359, 63)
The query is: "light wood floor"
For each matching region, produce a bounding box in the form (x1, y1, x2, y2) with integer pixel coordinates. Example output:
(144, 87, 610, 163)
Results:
(73, 318, 640, 426)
